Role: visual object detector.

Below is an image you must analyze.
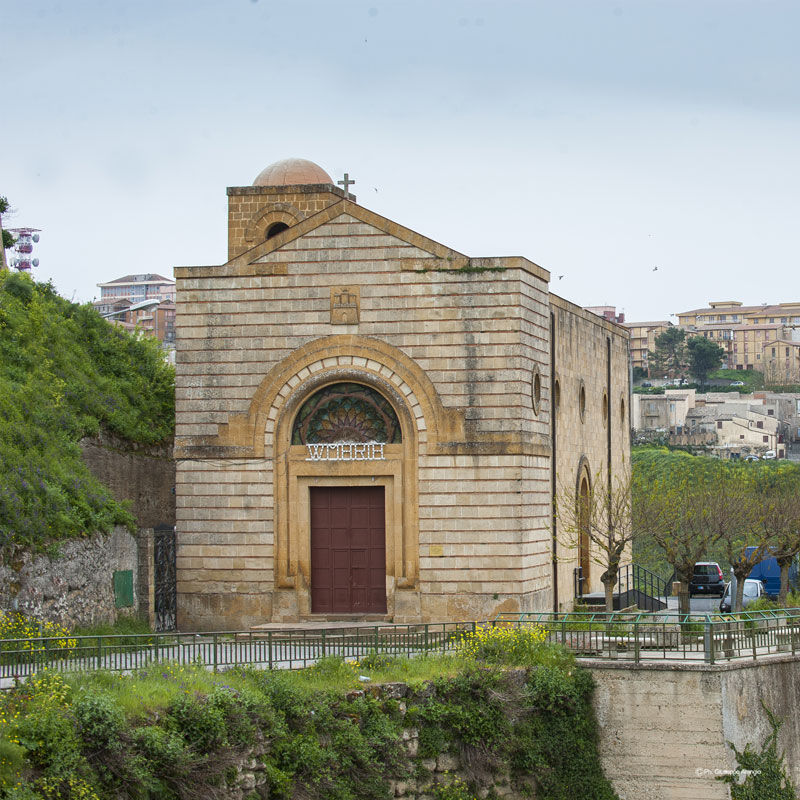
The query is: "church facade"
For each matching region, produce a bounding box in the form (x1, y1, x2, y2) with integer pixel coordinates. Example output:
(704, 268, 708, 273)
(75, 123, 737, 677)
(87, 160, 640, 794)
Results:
(174, 158, 630, 630)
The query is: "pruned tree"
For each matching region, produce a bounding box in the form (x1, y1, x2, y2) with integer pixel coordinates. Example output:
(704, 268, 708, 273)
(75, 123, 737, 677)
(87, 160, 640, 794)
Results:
(647, 327, 687, 378)
(710, 462, 772, 613)
(632, 449, 724, 616)
(749, 463, 800, 606)
(557, 468, 646, 612)
(686, 335, 725, 388)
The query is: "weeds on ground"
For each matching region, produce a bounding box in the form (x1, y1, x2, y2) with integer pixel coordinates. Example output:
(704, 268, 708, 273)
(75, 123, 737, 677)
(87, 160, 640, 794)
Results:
(0, 626, 618, 800)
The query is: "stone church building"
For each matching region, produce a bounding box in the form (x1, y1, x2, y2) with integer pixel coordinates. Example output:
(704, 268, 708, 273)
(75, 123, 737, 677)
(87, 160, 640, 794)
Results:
(174, 158, 630, 630)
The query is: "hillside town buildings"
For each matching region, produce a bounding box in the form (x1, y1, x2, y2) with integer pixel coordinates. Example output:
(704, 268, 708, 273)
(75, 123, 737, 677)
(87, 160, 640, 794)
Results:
(632, 388, 800, 458)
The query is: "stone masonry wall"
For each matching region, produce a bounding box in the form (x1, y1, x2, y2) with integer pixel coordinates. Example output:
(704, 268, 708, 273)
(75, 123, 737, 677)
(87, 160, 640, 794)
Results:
(175, 204, 557, 628)
(227, 184, 347, 261)
(175, 193, 629, 629)
(223, 674, 536, 800)
(80, 430, 175, 528)
(0, 526, 138, 629)
(551, 297, 631, 608)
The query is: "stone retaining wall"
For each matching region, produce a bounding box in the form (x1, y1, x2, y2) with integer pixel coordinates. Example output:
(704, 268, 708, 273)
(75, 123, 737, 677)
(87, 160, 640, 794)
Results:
(80, 430, 175, 529)
(0, 527, 139, 629)
(225, 673, 535, 800)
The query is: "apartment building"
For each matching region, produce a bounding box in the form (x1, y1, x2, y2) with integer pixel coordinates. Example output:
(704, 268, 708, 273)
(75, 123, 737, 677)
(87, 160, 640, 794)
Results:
(97, 273, 176, 305)
(634, 388, 797, 458)
(621, 320, 672, 373)
(676, 301, 800, 373)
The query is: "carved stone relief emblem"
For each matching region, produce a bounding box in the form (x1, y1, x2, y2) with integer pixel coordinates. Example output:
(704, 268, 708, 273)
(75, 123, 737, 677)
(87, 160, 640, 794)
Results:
(330, 286, 359, 325)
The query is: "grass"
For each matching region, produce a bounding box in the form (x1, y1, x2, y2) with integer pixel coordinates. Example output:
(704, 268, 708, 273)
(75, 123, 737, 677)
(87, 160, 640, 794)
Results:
(0, 627, 618, 800)
(708, 368, 764, 389)
(58, 625, 563, 714)
(66, 661, 255, 720)
(70, 614, 153, 640)
(0, 271, 174, 551)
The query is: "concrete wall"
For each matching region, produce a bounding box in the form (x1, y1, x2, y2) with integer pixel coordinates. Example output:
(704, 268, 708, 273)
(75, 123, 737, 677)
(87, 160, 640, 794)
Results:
(589, 656, 800, 800)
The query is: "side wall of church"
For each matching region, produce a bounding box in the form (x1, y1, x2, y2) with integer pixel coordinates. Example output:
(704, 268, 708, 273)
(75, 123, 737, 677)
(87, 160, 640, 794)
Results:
(550, 296, 631, 609)
(175, 210, 557, 629)
(417, 264, 553, 621)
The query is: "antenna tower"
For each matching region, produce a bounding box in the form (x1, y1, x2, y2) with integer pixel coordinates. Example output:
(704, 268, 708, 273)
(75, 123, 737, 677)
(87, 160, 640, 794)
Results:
(7, 228, 41, 272)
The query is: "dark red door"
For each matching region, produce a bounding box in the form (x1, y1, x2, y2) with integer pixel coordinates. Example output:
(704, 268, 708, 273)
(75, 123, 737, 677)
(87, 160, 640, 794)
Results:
(310, 487, 386, 614)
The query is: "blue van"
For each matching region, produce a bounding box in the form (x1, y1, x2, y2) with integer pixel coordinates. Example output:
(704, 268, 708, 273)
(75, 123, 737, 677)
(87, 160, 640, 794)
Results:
(745, 547, 799, 599)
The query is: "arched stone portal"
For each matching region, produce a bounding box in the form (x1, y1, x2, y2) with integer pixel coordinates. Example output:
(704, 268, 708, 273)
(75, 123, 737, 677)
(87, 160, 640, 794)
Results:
(267, 355, 424, 622)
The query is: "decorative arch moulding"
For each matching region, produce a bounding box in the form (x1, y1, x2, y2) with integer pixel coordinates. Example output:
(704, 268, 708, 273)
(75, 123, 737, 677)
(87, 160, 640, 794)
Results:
(174, 335, 552, 459)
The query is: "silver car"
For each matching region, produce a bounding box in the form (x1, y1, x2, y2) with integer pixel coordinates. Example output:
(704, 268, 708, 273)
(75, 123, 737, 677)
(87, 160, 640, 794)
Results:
(719, 578, 767, 612)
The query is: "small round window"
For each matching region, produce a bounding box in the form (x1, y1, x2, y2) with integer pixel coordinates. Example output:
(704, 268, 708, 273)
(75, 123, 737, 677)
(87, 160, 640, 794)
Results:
(532, 367, 542, 416)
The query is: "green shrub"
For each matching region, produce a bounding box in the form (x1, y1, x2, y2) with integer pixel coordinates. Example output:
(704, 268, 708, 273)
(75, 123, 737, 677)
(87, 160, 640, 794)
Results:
(72, 691, 126, 751)
(427, 777, 479, 800)
(720, 704, 797, 799)
(166, 692, 227, 753)
(454, 624, 547, 664)
(1, 650, 617, 800)
(746, 596, 780, 613)
(0, 738, 26, 791)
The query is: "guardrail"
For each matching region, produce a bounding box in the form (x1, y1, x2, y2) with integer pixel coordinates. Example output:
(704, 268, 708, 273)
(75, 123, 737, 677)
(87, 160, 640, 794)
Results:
(494, 609, 800, 664)
(0, 621, 476, 682)
(3, 609, 800, 682)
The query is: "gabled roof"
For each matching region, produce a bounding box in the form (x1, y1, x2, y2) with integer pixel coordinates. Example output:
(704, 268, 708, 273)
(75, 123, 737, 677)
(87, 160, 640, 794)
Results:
(176, 199, 550, 282)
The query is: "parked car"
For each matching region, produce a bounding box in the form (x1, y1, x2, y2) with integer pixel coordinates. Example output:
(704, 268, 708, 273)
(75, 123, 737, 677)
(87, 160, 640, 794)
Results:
(640, 381, 652, 388)
(689, 562, 725, 597)
(743, 454, 760, 462)
(763, 450, 777, 460)
(719, 578, 767, 612)
(730, 381, 745, 387)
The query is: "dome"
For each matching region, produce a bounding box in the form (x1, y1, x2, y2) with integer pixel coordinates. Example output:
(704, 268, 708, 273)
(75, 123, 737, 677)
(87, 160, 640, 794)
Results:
(253, 158, 333, 187)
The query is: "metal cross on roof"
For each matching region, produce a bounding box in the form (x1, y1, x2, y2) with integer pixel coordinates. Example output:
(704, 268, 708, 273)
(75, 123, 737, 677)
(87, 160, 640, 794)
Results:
(338, 173, 355, 196)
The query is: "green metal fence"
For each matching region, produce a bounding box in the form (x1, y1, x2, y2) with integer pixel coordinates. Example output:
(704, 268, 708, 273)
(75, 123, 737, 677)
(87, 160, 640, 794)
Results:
(0, 621, 476, 683)
(3, 610, 800, 683)
(494, 609, 800, 664)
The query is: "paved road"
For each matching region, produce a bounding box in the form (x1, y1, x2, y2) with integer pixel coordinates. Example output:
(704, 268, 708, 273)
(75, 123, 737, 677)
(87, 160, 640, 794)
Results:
(662, 595, 721, 614)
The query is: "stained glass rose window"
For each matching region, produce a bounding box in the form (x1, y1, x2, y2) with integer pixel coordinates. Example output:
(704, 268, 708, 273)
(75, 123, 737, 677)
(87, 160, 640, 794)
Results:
(291, 383, 402, 444)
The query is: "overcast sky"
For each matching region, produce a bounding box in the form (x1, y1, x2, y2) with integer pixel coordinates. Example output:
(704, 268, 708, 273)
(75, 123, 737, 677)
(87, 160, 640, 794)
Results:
(2, 0, 798, 322)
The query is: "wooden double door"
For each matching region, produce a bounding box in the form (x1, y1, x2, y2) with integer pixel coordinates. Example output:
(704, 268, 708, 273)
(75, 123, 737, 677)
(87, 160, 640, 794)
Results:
(309, 486, 387, 614)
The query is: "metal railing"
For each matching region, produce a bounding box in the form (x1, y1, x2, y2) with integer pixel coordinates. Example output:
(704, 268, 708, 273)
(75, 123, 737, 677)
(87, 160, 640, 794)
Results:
(0, 621, 475, 683)
(574, 563, 670, 610)
(3, 609, 800, 683)
(494, 608, 800, 664)
(618, 563, 670, 608)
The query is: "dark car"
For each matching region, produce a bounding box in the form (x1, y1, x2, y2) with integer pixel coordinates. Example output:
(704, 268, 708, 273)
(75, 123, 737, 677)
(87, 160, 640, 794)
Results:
(689, 562, 725, 597)
(640, 381, 652, 387)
